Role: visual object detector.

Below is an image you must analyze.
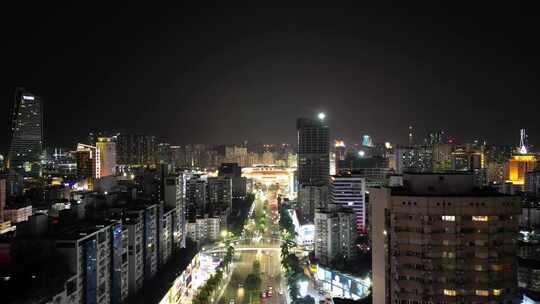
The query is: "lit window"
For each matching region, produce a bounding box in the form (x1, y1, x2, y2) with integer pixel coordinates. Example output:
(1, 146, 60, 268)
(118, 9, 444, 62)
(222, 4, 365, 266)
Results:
(474, 265, 485, 271)
(441, 215, 455, 221)
(472, 216, 489, 221)
(492, 289, 502, 296)
(491, 264, 503, 271)
(475, 290, 489, 296)
(444, 289, 457, 296)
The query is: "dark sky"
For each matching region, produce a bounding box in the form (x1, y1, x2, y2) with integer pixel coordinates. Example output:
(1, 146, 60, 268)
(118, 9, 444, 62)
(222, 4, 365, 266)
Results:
(2, 3, 540, 153)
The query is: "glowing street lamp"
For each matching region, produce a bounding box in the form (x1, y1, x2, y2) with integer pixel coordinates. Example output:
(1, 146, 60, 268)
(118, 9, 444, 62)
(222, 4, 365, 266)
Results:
(221, 230, 229, 239)
(318, 112, 326, 120)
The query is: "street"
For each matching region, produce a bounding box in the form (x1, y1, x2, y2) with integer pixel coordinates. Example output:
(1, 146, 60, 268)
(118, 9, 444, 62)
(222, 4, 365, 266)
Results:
(218, 186, 286, 304)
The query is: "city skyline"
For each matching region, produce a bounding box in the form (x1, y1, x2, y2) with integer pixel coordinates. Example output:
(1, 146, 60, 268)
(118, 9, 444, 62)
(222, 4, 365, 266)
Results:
(3, 4, 540, 152)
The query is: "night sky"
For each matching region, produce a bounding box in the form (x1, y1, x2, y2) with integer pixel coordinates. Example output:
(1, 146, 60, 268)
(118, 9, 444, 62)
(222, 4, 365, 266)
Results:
(2, 3, 540, 153)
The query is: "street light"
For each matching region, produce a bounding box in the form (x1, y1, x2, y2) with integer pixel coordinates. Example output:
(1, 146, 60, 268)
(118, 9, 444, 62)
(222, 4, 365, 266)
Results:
(317, 112, 326, 120)
(221, 230, 228, 239)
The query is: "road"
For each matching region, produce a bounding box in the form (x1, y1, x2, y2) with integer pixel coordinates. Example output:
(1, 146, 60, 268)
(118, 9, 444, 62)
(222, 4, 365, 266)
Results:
(219, 187, 286, 304)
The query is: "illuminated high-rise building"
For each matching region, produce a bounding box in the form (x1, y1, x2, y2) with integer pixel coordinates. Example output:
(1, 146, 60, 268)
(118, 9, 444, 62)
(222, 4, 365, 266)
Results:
(329, 152, 336, 175)
(362, 135, 373, 147)
(297, 114, 330, 186)
(116, 134, 157, 166)
(207, 177, 233, 210)
(371, 173, 520, 304)
(7, 88, 43, 177)
(334, 140, 346, 161)
(315, 203, 357, 264)
(506, 130, 537, 187)
(507, 154, 537, 186)
(408, 125, 414, 146)
(163, 174, 187, 249)
(225, 146, 248, 167)
(330, 174, 366, 233)
(96, 137, 117, 177)
(75, 144, 100, 186)
(185, 176, 207, 221)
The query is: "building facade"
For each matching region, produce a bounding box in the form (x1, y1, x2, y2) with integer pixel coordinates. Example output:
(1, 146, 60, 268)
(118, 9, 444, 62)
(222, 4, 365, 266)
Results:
(207, 177, 232, 210)
(297, 117, 330, 186)
(314, 204, 357, 265)
(96, 137, 117, 177)
(163, 174, 187, 250)
(371, 173, 521, 304)
(330, 175, 366, 233)
(8, 88, 43, 177)
(186, 176, 207, 221)
(116, 134, 157, 166)
(298, 184, 328, 223)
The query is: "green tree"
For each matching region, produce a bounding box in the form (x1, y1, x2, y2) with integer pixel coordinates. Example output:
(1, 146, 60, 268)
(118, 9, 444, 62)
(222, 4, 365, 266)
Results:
(252, 260, 261, 275)
(245, 273, 261, 291)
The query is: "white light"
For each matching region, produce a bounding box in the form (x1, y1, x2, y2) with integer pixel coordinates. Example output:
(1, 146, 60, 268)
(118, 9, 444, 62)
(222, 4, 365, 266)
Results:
(23, 95, 34, 100)
(358, 150, 366, 157)
(318, 112, 326, 120)
(298, 280, 309, 297)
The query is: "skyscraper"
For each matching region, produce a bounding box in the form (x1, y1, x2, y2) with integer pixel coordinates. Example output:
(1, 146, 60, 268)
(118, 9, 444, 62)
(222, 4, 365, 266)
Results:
(314, 203, 357, 265)
(7, 88, 43, 177)
(297, 114, 330, 185)
(185, 176, 207, 221)
(96, 137, 117, 177)
(371, 172, 520, 304)
(163, 174, 187, 249)
(207, 177, 233, 210)
(116, 134, 157, 166)
(330, 174, 366, 233)
(75, 143, 100, 190)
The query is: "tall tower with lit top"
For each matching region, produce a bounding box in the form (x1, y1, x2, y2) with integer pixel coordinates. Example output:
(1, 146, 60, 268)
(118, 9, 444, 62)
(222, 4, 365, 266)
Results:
(7, 88, 43, 177)
(507, 129, 537, 187)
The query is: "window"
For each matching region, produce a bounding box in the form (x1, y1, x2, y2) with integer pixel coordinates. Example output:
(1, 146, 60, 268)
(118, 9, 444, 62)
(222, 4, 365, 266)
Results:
(441, 215, 455, 221)
(442, 251, 455, 258)
(474, 265, 485, 271)
(472, 216, 488, 221)
(475, 240, 486, 246)
(444, 289, 457, 296)
(475, 290, 489, 296)
(492, 289, 502, 296)
(491, 264, 504, 271)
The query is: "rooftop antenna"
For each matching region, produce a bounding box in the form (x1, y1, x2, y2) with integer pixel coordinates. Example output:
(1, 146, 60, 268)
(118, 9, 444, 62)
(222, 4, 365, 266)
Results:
(519, 129, 528, 154)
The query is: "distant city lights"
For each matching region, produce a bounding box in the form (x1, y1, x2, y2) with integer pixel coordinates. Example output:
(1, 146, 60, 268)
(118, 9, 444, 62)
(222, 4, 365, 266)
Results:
(335, 140, 345, 147)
